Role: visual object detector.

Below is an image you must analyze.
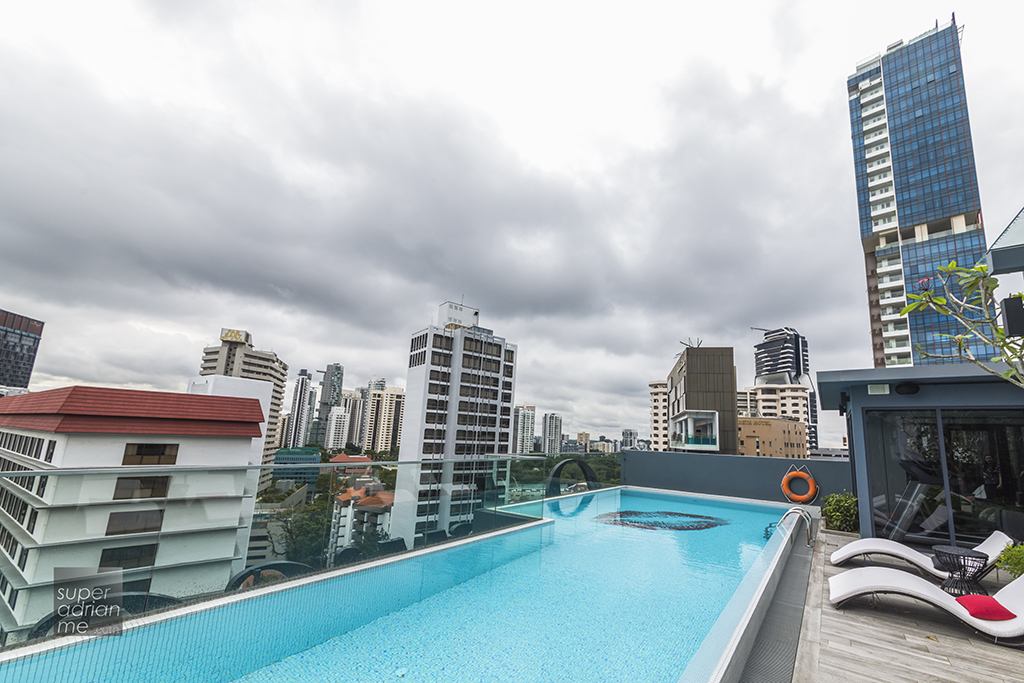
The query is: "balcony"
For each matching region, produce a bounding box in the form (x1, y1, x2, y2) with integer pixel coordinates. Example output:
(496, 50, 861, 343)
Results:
(862, 114, 887, 133)
(869, 200, 896, 217)
(876, 259, 902, 273)
(861, 100, 886, 117)
(866, 166, 891, 182)
(883, 339, 911, 351)
(878, 290, 905, 303)
(864, 142, 889, 159)
(668, 410, 719, 452)
(859, 87, 884, 104)
(877, 275, 903, 291)
(881, 325, 909, 337)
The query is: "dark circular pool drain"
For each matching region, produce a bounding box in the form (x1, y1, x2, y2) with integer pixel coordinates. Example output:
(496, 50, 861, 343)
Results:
(594, 510, 728, 531)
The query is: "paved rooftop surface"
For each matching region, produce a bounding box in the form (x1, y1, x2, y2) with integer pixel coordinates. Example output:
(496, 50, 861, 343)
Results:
(795, 529, 1023, 683)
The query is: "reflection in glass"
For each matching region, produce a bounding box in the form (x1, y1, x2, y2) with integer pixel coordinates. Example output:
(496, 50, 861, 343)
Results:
(942, 410, 1024, 546)
(865, 410, 950, 545)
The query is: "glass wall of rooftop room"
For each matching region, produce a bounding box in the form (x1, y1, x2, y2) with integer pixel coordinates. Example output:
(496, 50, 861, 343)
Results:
(864, 409, 1024, 548)
(0, 456, 570, 650)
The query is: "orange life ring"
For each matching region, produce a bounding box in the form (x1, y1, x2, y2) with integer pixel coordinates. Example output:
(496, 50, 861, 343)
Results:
(782, 470, 817, 504)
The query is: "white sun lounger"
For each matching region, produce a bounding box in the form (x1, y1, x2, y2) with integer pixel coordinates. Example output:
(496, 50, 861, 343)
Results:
(829, 566, 1024, 643)
(829, 530, 1013, 579)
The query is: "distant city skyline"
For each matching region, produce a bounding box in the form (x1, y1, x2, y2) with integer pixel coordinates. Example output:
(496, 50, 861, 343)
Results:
(5, 5, 1024, 449)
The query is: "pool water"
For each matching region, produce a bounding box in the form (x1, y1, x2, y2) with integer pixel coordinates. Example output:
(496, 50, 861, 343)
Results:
(232, 489, 782, 683)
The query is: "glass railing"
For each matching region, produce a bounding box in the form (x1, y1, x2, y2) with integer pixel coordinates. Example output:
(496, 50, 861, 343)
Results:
(0, 452, 621, 654)
(669, 436, 717, 447)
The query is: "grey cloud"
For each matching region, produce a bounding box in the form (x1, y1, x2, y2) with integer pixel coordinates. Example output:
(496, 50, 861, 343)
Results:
(1, 30, 872, 444)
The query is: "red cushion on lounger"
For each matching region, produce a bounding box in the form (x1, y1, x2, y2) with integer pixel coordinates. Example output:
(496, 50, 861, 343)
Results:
(955, 594, 1017, 620)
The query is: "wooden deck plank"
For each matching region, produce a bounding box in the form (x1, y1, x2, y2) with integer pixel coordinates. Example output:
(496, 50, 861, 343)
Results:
(798, 529, 1024, 682)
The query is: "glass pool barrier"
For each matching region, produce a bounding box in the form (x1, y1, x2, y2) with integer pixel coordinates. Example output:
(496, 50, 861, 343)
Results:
(0, 454, 567, 654)
(0, 484, 798, 683)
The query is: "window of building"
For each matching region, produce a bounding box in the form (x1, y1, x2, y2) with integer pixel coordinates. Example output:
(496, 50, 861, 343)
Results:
(122, 444, 178, 466)
(122, 578, 153, 594)
(99, 543, 159, 569)
(105, 510, 164, 536)
(113, 476, 171, 500)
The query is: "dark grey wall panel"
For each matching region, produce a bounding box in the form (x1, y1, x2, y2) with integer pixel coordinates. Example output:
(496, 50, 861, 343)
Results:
(620, 450, 852, 505)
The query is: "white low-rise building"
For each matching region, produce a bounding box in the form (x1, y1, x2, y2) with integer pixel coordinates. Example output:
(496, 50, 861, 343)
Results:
(0, 380, 268, 645)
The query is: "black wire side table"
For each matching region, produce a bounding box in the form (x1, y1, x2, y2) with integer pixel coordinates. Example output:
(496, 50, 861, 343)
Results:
(932, 545, 988, 597)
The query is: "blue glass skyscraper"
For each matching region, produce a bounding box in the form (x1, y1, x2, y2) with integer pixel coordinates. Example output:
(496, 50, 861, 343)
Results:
(847, 18, 990, 368)
(0, 308, 44, 389)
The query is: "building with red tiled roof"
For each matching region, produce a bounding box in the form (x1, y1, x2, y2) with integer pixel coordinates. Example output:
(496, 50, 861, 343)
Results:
(0, 380, 271, 645)
(328, 453, 372, 464)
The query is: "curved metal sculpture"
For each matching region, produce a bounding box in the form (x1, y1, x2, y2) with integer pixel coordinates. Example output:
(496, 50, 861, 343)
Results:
(27, 592, 182, 641)
(545, 458, 602, 498)
(225, 560, 313, 591)
(548, 492, 596, 519)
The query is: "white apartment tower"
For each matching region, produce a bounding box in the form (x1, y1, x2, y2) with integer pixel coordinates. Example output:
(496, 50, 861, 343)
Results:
(285, 369, 314, 449)
(200, 329, 288, 492)
(541, 413, 562, 454)
(392, 303, 517, 546)
(362, 386, 405, 454)
(513, 403, 536, 454)
(324, 407, 351, 451)
(648, 380, 668, 451)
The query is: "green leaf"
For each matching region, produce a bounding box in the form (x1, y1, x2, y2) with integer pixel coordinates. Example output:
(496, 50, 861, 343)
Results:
(933, 296, 947, 305)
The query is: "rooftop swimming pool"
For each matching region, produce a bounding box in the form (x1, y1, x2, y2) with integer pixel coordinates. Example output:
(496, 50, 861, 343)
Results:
(0, 487, 798, 683)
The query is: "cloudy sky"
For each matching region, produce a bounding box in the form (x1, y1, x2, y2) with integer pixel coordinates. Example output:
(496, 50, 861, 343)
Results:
(3, 2, 1024, 447)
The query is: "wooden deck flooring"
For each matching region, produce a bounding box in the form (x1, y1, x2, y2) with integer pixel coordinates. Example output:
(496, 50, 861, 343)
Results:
(794, 529, 1024, 683)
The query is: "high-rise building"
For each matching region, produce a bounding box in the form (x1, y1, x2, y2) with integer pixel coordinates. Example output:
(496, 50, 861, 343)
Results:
(621, 428, 638, 450)
(0, 308, 44, 390)
(340, 389, 364, 448)
(358, 377, 387, 450)
(648, 380, 668, 451)
(577, 432, 590, 454)
(541, 413, 562, 454)
(848, 18, 990, 368)
(392, 302, 517, 545)
(200, 328, 288, 491)
(310, 364, 344, 446)
(362, 386, 405, 454)
(285, 369, 315, 449)
(513, 403, 536, 453)
(752, 328, 818, 449)
(666, 347, 737, 454)
(324, 406, 350, 451)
